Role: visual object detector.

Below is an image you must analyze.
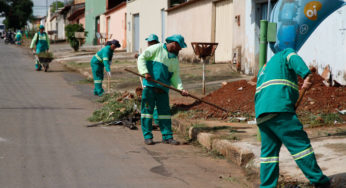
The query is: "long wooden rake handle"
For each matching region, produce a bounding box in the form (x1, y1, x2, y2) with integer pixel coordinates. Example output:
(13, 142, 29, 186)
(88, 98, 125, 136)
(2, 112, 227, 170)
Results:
(124, 69, 229, 113)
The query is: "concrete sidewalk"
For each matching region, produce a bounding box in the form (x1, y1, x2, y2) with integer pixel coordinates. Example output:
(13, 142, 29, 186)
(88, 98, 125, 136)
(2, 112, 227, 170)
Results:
(173, 119, 346, 187)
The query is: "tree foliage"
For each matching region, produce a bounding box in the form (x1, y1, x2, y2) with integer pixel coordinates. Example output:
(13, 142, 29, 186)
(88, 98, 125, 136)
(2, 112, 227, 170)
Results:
(50, 1, 64, 14)
(1, 0, 33, 29)
(65, 24, 88, 51)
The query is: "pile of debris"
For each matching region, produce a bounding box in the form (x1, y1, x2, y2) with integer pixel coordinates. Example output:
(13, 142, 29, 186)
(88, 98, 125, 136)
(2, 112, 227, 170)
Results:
(88, 91, 140, 125)
(174, 73, 345, 119)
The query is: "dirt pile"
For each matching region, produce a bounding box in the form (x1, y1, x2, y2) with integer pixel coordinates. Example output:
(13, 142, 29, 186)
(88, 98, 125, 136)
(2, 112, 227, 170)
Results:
(176, 73, 345, 119)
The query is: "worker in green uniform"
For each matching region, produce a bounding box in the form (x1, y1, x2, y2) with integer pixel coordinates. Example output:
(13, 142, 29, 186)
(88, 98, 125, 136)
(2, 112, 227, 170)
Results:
(90, 39, 121, 96)
(137, 34, 189, 145)
(255, 48, 330, 188)
(15, 30, 22, 45)
(30, 25, 50, 71)
(145, 34, 160, 128)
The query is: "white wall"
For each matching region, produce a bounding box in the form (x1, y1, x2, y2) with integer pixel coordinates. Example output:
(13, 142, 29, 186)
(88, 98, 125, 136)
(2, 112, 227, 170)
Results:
(232, 0, 258, 75)
(265, 5, 346, 85)
(126, 0, 168, 53)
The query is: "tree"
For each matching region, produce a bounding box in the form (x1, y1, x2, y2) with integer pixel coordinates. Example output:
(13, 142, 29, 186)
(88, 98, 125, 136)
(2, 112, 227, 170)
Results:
(50, 1, 64, 13)
(65, 24, 88, 51)
(0, 0, 9, 15)
(2, 0, 33, 30)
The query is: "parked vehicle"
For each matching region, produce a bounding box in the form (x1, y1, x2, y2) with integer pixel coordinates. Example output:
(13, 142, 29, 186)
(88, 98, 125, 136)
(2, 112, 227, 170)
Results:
(4, 31, 15, 44)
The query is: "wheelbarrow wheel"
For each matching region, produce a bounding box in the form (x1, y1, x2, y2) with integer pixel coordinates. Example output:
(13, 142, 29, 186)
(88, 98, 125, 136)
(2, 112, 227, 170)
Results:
(43, 64, 49, 72)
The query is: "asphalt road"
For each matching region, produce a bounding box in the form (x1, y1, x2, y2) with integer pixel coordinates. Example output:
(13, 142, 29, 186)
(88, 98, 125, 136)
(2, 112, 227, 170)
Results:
(0, 43, 251, 188)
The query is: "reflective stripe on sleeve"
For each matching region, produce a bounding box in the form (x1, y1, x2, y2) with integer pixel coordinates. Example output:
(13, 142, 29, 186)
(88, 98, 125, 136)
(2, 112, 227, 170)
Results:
(94, 80, 102, 84)
(287, 52, 297, 62)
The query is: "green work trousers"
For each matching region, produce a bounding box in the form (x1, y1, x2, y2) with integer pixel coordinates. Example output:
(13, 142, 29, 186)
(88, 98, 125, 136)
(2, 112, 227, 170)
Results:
(141, 87, 172, 140)
(90, 57, 104, 96)
(258, 113, 329, 188)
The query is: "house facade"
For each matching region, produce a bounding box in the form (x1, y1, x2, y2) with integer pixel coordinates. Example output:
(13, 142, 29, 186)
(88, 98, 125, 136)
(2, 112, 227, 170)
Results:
(102, 1, 127, 49)
(85, 0, 107, 45)
(126, 0, 168, 53)
(67, 0, 86, 28)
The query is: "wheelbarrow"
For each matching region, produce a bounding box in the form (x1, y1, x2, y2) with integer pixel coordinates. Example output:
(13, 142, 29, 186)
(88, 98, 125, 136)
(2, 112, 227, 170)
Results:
(34, 52, 54, 72)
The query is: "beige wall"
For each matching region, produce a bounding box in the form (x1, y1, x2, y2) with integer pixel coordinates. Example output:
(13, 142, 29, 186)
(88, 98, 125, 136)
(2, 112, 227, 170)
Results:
(105, 5, 126, 49)
(74, 0, 85, 5)
(232, 0, 258, 75)
(214, 0, 234, 62)
(126, 0, 168, 53)
(79, 16, 85, 28)
(167, 0, 213, 61)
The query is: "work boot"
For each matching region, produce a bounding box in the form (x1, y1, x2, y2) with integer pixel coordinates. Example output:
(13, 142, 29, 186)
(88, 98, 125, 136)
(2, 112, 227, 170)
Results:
(314, 181, 331, 188)
(162, 139, 180, 145)
(144, 139, 154, 145)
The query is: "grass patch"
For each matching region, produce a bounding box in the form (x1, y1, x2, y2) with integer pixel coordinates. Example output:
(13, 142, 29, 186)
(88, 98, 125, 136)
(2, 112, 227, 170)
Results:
(113, 60, 135, 64)
(298, 112, 344, 127)
(205, 148, 225, 159)
(76, 78, 93, 84)
(66, 61, 90, 69)
(88, 92, 140, 122)
(217, 133, 239, 141)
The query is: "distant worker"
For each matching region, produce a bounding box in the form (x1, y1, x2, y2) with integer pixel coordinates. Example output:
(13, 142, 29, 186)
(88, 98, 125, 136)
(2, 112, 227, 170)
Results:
(143, 34, 160, 129)
(30, 25, 49, 71)
(90, 40, 121, 96)
(25, 30, 29, 38)
(15, 30, 22, 45)
(137, 34, 189, 145)
(134, 34, 160, 59)
(255, 48, 330, 188)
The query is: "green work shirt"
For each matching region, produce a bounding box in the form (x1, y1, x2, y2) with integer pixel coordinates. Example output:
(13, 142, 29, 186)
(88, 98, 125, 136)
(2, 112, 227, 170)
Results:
(30, 32, 50, 52)
(94, 45, 114, 72)
(15, 32, 22, 39)
(255, 48, 311, 119)
(137, 43, 183, 93)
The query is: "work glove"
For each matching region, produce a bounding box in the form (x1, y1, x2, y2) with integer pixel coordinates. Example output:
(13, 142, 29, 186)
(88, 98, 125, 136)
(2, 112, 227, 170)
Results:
(145, 73, 152, 81)
(181, 89, 189, 96)
(107, 72, 111, 77)
(302, 74, 312, 90)
(302, 80, 312, 90)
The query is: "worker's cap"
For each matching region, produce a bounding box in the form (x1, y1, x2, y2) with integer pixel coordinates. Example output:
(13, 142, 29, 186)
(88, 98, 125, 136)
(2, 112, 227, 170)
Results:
(145, 34, 159, 42)
(165, 34, 187, 48)
(106, 39, 121, 48)
(39, 25, 45, 30)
